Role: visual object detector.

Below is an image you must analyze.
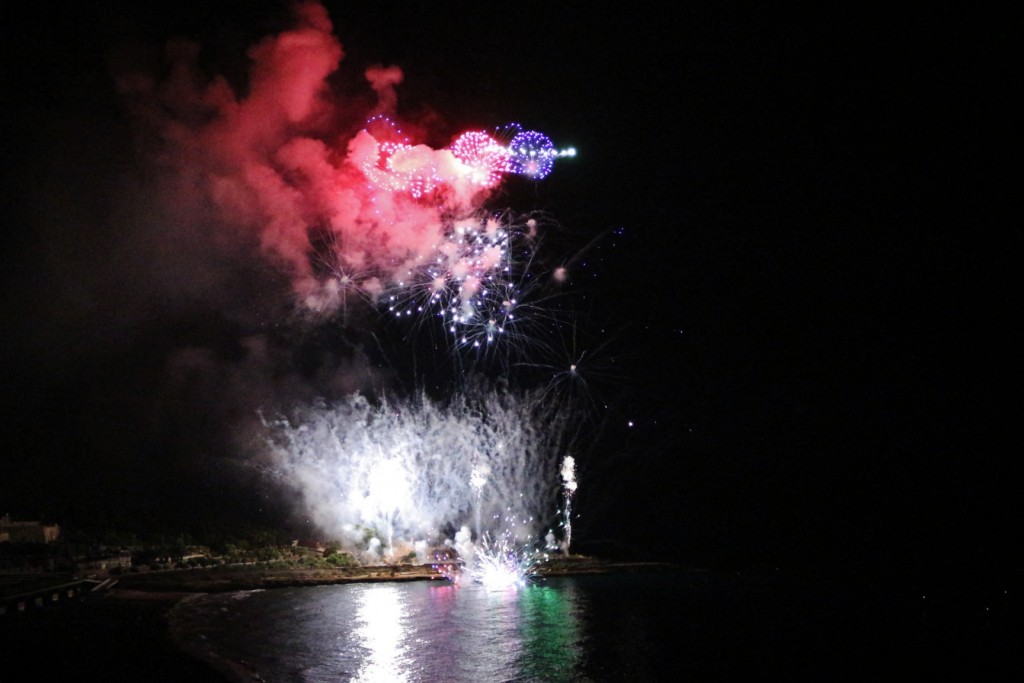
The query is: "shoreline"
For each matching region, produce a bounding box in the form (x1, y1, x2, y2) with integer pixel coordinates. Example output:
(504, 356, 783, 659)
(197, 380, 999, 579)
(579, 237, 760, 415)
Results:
(105, 555, 682, 594)
(6, 560, 1016, 680)
(1, 558, 682, 681)
(105, 556, 682, 682)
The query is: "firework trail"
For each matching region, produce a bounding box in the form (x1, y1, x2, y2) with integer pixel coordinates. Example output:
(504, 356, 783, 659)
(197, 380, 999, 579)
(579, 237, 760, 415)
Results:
(560, 455, 577, 554)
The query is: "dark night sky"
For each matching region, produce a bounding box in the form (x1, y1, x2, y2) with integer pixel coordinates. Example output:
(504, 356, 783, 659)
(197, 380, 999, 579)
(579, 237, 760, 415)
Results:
(1, 3, 1015, 577)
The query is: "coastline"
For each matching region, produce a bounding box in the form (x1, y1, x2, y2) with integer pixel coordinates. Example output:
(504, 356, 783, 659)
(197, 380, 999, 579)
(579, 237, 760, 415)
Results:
(0, 556, 677, 681)
(106, 555, 679, 593)
(8, 559, 1015, 679)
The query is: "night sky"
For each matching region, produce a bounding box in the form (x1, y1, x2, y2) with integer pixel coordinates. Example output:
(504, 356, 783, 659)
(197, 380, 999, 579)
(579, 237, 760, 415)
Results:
(1, 3, 1014, 581)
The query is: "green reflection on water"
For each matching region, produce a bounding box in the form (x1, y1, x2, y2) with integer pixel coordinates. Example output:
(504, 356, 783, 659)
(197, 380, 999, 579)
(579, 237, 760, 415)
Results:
(517, 581, 585, 681)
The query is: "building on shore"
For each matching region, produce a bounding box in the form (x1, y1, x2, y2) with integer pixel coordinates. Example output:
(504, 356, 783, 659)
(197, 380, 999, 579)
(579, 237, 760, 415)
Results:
(0, 515, 61, 544)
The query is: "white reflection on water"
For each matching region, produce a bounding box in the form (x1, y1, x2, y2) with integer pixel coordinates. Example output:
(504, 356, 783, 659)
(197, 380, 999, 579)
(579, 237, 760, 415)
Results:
(353, 585, 410, 683)
(171, 578, 587, 682)
(442, 583, 526, 680)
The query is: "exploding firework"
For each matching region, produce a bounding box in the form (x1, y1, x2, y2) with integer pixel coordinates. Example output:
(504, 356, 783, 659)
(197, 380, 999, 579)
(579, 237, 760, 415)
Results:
(508, 130, 556, 180)
(384, 214, 510, 327)
(432, 526, 544, 588)
(306, 114, 580, 359)
(358, 117, 575, 197)
(450, 131, 511, 188)
(379, 210, 575, 376)
(468, 533, 544, 588)
(495, 122, 577, 181)
(259, 380, 577, 563)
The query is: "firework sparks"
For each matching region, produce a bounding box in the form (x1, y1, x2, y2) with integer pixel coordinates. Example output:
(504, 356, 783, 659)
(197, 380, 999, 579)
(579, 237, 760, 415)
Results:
(259, 382, 577, 562)
(432, 528, 544, 589)
(359, 117, 575, 196)
(561, 455, 577, 554)
(471, 533, 543, 589)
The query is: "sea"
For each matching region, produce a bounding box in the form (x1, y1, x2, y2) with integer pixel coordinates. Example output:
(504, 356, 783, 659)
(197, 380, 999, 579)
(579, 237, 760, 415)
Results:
(167, 567, 1019, 681)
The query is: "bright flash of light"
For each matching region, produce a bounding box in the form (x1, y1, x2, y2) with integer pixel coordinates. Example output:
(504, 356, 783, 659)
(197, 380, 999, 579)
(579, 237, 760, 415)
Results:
(260, 381, 576, 563)
(435, 531, 544, 589)
(472, 529, 545, 589)
(470, 462, 490, 491)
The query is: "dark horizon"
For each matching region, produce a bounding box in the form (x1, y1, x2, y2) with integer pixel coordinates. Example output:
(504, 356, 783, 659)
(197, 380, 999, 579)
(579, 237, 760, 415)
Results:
(2, 3, 1015, 579)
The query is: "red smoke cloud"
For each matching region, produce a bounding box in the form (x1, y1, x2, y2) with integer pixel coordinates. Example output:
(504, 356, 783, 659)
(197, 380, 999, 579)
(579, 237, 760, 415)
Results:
(116, 1, 505, 317)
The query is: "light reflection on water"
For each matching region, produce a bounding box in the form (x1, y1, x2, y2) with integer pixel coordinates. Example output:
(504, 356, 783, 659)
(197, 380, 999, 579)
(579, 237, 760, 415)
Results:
(519, 582, 584, 681)
(352, 585, 408, 683)
(170, 569, 990, 680)
(171, 578, 587, 682)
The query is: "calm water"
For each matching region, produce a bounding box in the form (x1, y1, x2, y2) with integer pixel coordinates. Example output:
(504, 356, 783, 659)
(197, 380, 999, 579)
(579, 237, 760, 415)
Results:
(168, 569, 1012, 681)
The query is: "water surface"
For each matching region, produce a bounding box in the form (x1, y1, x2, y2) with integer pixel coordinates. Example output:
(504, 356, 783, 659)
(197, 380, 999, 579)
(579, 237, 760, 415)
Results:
(170, 569, 1008, 681)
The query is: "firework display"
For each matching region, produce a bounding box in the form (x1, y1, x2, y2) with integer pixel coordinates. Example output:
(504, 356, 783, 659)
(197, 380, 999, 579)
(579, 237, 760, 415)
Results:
(117, 1, 591, 586)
